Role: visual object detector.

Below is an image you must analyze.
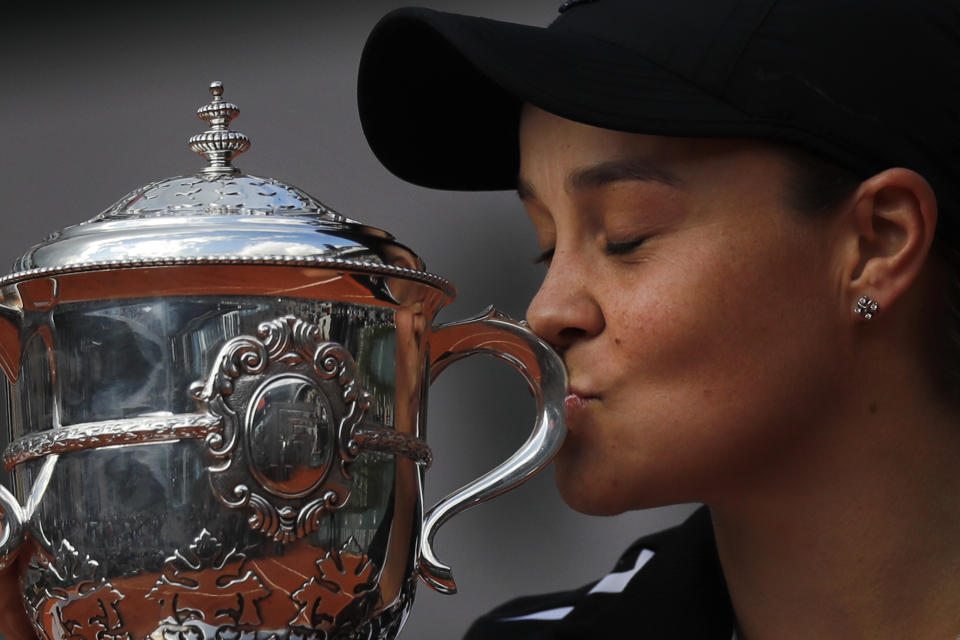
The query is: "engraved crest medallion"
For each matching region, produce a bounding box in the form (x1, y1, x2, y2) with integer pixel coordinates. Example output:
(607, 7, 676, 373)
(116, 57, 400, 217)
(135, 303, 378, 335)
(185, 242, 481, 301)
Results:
(192, 316, 373, 543)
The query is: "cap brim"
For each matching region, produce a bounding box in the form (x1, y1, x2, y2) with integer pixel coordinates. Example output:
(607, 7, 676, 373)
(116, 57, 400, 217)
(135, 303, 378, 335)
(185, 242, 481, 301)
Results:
(357, 7, 750, 191)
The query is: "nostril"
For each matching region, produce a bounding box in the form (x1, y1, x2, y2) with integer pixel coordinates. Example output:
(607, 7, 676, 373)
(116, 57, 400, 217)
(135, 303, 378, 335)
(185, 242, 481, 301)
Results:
(539, 326, 588, 353)
(559, 327, 586, 339)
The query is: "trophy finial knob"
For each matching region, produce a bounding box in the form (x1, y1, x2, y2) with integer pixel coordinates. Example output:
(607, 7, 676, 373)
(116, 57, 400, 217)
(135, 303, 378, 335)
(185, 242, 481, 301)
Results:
(189, 80, 251, 175)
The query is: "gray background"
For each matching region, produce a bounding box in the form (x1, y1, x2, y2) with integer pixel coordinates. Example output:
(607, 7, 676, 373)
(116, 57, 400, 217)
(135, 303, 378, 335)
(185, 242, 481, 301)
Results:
(0, 3, 696, 638)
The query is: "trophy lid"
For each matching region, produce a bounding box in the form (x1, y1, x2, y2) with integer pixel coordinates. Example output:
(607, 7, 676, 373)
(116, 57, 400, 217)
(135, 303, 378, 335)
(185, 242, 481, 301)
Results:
(7, 82, 450, 294)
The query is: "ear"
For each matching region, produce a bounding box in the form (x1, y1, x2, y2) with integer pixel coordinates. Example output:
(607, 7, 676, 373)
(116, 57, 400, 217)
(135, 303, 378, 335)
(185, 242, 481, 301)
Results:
(846, 168, 938, 316)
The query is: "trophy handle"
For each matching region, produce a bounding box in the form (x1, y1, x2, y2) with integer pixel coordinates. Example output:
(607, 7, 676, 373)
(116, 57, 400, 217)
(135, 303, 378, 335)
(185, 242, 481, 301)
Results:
(418, 307, 566, 594)
(0, 483, 31, 640)
(0, 484, 25, 571)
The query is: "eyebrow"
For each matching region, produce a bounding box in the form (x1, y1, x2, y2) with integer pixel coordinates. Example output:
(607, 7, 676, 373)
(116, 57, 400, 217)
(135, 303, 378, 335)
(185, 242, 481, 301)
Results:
(517, 157, 684, 201)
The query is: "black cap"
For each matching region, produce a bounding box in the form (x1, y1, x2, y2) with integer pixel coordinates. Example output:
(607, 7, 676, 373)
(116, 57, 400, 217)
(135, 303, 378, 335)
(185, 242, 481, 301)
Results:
(358, 0, 960, 236)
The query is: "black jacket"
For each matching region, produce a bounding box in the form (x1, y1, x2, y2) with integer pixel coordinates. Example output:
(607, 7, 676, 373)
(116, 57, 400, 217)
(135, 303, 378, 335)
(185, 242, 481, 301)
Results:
(464, 508, 736, 639)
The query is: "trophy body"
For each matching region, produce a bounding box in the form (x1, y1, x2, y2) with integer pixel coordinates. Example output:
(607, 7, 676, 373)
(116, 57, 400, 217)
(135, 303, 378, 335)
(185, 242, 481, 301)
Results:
(0, 85, 565, 640)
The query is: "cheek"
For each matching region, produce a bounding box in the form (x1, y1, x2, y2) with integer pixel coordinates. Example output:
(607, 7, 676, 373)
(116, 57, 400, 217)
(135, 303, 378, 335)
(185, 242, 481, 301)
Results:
(604, 250, 739, 380)
(618, 228, 835, 388)
(556, 229, 843, 511)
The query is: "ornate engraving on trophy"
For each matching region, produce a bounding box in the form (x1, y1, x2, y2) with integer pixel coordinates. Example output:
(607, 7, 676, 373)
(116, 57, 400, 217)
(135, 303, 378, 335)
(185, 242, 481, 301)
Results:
(192, 316, 374, 544)
(26, 540, 132, 640)
(22, 530, 393, 640)
(289, 537, 380, 632)
(147, 530, 271, 629)
(3, 414, 221, 470)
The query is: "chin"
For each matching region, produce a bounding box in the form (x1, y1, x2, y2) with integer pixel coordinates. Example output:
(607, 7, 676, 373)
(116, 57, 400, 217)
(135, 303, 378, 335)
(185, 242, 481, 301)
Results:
(552, 459, 635, 516)
(552, 441, 697, 515)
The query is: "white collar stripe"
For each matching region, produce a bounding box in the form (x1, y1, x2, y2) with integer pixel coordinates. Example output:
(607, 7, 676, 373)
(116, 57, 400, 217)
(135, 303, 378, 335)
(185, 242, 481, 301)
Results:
(499, 606, 575, 622)
(587, 548, 655, 595)
(496, 548, 656, 624)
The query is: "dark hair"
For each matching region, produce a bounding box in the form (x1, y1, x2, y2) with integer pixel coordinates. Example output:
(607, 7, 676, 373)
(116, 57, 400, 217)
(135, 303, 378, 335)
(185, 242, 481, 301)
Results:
(781, 147, 862, 216)
(781, 146, 960, 396)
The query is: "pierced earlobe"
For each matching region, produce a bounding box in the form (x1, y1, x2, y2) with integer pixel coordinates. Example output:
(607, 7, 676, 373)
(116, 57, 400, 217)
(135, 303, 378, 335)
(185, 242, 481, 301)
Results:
(854, 296, 879, 320)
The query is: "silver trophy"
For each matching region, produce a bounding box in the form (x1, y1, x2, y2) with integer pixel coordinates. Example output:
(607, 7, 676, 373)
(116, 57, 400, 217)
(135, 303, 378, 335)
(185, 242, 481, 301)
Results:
(0, 83, 565, 640)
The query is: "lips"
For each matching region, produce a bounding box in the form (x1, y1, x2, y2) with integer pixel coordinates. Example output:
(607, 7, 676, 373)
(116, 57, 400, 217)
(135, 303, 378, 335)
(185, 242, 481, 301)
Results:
(564, 388, 599, 415)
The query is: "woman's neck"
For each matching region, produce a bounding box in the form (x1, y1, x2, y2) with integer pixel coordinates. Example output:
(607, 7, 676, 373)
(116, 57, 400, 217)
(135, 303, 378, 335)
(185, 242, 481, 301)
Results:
(709, 380, 960, 640)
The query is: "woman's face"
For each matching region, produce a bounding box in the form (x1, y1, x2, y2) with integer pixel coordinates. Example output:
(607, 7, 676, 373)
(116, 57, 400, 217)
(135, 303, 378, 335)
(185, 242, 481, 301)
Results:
(519, 106, 852, 515)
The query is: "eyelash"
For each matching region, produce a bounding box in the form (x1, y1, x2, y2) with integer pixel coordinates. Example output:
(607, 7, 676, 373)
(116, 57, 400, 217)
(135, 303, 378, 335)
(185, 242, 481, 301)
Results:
(532, 237, 647, 264)
(532, 248, 554, 265)
(605, 237, 647, 255)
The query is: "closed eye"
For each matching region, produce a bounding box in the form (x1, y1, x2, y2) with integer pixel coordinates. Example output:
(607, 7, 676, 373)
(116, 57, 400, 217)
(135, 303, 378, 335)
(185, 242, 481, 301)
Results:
(605, 237, 647, 255)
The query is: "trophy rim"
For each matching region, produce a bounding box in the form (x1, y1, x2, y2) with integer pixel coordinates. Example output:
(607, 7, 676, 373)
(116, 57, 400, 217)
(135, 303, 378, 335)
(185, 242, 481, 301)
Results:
(0, 255, 456, 297)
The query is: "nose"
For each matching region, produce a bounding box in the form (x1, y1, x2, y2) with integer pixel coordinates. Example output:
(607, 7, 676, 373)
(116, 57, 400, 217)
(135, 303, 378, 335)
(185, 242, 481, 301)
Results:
(526, 251, 605, 351)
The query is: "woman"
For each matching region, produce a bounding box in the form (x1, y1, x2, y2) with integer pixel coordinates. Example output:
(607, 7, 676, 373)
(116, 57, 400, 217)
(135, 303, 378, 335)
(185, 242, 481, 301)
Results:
(357, 0, 960, 638)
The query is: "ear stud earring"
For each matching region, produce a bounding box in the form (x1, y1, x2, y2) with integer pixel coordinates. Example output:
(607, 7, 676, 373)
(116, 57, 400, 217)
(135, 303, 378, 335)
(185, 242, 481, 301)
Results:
(855, 296, 879, 320)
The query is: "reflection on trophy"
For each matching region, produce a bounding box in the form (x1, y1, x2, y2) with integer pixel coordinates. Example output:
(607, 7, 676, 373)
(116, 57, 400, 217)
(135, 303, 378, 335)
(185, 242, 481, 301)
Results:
(0, 83, 565, 640)
(249, 381, 331, 490)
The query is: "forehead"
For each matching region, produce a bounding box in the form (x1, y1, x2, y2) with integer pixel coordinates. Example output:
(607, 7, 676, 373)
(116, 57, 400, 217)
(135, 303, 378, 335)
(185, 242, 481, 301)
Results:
(517, 104, 792, 193)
